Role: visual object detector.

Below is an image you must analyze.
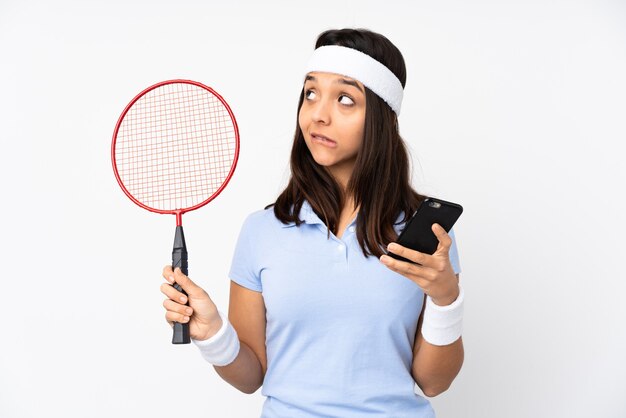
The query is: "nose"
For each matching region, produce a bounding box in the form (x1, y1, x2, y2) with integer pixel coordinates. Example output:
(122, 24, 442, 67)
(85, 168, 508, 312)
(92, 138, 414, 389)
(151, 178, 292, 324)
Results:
(310, 97, 331, 125)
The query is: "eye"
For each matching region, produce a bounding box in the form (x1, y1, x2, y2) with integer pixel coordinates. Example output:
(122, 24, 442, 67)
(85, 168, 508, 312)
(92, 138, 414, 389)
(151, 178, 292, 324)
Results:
(305, 89, 316, 100)
(339, 94, 354, 106)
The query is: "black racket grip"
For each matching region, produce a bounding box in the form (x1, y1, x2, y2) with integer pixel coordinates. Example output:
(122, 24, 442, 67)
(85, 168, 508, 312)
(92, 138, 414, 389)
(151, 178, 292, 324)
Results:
(172, 225, 191, 344)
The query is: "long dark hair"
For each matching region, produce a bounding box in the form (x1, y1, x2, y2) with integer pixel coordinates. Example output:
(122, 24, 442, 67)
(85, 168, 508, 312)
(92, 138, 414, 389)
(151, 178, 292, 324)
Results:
(267, 28, 425, 258)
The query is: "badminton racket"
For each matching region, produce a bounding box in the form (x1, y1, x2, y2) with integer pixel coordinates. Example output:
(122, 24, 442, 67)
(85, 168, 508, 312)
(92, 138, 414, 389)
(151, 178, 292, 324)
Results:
(111, 79, 239, 344)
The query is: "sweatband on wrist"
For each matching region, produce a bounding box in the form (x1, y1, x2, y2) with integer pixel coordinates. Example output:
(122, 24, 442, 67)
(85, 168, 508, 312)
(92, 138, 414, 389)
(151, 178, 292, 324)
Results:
(192, 310, 240, 366)
(304, 45, 404, 115)
(421, 285, 464, 346)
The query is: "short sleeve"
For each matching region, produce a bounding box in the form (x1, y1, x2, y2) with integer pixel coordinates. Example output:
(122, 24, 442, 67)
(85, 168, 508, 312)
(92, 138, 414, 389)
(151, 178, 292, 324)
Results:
(448, 228, 462, 275)
(228, 213, 263, 292)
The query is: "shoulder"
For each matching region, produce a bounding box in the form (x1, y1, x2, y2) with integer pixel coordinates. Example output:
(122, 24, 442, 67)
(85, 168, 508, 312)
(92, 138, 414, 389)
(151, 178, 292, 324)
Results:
(240, 206, 288, 235)
(393, 211, 410, 235)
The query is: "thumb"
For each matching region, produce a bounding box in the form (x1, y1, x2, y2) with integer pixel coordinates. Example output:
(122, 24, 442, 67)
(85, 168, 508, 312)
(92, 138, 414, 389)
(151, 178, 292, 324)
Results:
(432, 223, 452, 257)
(172, 267, 206, 298)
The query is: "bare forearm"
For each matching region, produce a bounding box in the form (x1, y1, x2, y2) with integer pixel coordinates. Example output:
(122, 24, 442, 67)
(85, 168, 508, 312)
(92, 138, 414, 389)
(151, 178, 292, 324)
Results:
(412, 336, 464, 397)
(213, 341, 265, 394)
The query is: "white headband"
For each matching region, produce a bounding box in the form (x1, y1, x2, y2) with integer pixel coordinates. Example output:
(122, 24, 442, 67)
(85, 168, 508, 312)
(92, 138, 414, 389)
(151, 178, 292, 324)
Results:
(304, 45, 404, 115)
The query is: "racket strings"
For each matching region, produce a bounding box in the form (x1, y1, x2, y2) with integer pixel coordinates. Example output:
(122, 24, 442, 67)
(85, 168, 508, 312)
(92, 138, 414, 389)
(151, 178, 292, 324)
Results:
(114, 83, 237, 211)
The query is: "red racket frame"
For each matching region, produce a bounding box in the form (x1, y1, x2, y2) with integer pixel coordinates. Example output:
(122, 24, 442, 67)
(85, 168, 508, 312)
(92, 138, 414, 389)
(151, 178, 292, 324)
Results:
(111, 79, 240, 226)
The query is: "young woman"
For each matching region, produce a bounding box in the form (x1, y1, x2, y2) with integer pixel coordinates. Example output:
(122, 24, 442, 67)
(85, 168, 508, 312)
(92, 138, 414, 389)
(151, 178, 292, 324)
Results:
(160, 28, 464, 417)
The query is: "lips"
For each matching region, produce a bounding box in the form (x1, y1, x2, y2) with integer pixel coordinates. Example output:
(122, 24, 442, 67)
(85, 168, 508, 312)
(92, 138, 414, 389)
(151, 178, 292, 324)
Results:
(311, 132, 337, 147)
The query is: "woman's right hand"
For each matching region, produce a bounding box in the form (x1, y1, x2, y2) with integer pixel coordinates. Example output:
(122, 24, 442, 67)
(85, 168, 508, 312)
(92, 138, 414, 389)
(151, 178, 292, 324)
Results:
(160, 266, 223, 341)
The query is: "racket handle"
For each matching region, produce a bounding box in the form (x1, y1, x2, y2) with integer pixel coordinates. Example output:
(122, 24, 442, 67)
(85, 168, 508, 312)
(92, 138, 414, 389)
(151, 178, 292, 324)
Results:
(172, 225, 191, 344)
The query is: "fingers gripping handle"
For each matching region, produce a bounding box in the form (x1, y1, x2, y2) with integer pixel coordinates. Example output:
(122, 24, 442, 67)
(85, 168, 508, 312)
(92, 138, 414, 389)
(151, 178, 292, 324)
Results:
(172, 226, 191, 344)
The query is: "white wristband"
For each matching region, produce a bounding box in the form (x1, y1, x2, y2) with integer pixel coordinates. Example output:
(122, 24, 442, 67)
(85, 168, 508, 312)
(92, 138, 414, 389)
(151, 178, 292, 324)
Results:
(421, 285, 464, 346)
(192, 310, 240, 366)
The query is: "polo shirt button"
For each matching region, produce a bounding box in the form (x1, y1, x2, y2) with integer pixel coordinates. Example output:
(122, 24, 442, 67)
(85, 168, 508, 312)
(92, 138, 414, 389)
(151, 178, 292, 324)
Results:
(337, 244, 344, 251)
(348, 226, 355, 232)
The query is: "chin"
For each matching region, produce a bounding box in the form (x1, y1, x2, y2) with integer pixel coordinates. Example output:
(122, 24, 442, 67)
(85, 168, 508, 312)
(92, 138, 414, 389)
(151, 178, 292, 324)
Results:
(307, 150, 338, 166)
(311, 156, 337, 167)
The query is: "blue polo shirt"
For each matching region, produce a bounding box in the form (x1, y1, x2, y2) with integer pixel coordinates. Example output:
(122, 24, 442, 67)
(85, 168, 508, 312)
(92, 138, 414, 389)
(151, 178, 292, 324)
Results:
(229, 201, 461, 418)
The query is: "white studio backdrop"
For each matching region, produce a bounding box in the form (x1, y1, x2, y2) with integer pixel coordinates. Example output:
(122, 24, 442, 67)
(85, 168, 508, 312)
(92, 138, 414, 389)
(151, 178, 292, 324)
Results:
(1, 0, 625, 417)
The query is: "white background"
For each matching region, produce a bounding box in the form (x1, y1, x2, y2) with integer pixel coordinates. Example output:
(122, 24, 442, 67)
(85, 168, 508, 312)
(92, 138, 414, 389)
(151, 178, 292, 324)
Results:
(1, 0, 625, 417)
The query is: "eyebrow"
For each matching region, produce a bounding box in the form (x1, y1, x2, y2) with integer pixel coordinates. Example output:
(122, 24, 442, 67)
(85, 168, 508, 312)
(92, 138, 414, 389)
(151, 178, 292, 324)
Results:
(305, 75, 364, 94)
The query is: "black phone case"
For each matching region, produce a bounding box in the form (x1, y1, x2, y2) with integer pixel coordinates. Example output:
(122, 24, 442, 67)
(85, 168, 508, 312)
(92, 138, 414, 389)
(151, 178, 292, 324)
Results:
(388, 198, 463, 263)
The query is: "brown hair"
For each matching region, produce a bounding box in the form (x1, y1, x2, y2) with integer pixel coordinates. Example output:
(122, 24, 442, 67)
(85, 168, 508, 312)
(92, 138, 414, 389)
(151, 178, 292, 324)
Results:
(267, 28, 425, 258)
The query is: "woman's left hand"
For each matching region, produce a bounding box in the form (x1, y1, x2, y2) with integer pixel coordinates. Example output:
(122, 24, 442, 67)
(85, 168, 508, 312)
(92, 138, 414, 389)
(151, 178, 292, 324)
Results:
(380, 223, 459, 306)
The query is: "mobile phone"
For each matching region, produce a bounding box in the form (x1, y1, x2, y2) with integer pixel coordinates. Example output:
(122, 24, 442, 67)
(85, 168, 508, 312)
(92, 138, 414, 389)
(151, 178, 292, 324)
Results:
(388, 197, 463, 263)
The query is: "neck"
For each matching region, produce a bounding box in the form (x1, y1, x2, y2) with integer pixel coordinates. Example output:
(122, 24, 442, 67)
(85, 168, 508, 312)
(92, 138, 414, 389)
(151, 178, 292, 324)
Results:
(327, 159, 356, 193)
(342, 195, 359, 216)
